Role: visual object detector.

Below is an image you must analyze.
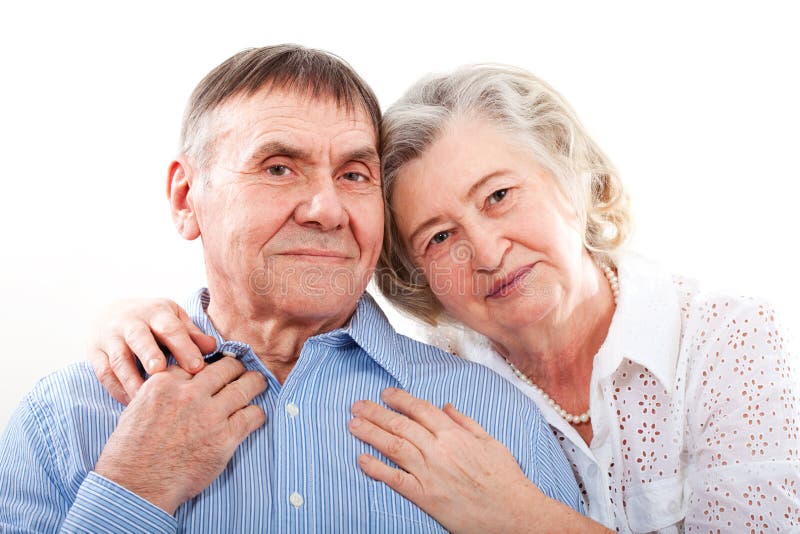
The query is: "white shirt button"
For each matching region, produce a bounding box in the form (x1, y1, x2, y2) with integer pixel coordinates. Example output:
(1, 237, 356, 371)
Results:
(286, 402, 300, 418)
(289, 492, 304, 508)
(221, 351, 237, 359)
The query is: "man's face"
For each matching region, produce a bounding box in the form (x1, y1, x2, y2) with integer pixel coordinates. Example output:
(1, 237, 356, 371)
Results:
(188, 87, 383, 324)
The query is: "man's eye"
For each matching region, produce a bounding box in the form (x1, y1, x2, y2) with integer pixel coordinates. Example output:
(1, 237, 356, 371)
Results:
(267, 165, 291, 176)
(488, 188, 508, 205)
(430, 231, 451, 246)
(343, 172, 367, 182)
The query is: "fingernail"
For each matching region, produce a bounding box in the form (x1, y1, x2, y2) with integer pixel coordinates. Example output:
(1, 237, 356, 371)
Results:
(381, 388, 397, 399)
(146, 360, 159, 373)
(350, 417, 362, 428)
(358, 454, 371, 466)
(351, 401, 365, 415)
(190, 358, 203, 371)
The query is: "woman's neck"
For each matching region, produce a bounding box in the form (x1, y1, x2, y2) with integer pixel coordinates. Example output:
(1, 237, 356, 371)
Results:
(492, 258, 616, 411)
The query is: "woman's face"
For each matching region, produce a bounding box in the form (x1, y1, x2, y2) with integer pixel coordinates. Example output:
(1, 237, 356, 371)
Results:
(392, 118, 587, 337)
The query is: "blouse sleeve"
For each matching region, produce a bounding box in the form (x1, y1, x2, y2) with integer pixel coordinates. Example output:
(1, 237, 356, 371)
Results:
(684, 297, 800, 532)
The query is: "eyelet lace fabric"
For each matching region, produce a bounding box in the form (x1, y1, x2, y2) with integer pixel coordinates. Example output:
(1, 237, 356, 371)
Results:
(420, 255, 800, 533)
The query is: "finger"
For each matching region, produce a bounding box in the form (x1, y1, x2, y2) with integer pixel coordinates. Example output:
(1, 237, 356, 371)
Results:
(351, 399, 435, 450)
(191, 356, 246, 394)
(89, 348, 131, 405)
(213, 371, 268, 413)
(123, 322, 169, 375)
(149, 310, 207, 373)
(227, 404, 267, 444)
(105, 336, 146, 400)
(380, 388, 457, 435)
(176, 306, 218, 355)
(442, 403, 491, 439)
(349, 416, 425, 472)
(357, 454, 424, 503)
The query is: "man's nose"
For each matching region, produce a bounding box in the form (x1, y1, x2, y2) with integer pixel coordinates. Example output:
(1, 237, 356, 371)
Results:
(466, 224, 510, 272)
(294, 179, 348, 231)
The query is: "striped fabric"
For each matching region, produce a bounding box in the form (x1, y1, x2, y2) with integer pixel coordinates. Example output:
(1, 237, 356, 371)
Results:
(0, 288, 581, 532)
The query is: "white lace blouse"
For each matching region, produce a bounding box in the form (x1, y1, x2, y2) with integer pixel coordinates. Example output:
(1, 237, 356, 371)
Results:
(422, 255, 800, 533)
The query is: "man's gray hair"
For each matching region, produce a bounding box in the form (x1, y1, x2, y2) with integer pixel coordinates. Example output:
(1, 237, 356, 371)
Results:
(376, 64, 632, 324)
(181, 45, 381, 171)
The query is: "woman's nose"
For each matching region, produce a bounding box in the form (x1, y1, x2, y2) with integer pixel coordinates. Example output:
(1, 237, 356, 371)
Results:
(465, 224, 510, 273)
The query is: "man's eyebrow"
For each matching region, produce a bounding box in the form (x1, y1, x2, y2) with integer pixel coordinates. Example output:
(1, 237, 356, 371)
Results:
(341, 146, 380, 167)
(247, 141, 309, 164)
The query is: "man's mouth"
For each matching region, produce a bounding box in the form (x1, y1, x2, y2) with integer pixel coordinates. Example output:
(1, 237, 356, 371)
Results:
(279, 249, 352, 260)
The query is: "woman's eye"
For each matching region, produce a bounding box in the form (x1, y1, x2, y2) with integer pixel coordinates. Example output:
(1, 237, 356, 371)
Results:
(430, 231, 451, 246)
(343, 171, 367, 182)
(267, 164, 291, 176)
(488, 188, 508, 205)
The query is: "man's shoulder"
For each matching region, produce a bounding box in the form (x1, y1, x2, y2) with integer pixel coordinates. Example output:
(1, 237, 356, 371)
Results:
(19, 361, 123, 439)
(396, 333, 515, 382)
(397, 334, 539, 418)
(27, 361, 114, 404)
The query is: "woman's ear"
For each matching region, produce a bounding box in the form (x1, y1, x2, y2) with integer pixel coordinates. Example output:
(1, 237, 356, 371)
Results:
(167, 157, 201, 240)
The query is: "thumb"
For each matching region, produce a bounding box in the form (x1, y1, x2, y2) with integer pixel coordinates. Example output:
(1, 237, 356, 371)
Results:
(177, 309, 218, 355)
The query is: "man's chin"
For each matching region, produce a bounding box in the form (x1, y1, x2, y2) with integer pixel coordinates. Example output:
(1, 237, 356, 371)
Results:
(275, 292, 362, 327)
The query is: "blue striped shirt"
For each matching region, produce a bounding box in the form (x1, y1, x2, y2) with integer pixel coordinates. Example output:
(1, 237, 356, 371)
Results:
(0, 289, 581, 532)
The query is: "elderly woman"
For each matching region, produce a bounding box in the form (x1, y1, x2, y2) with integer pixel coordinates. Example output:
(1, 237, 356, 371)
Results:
(89, 65, 799, 532)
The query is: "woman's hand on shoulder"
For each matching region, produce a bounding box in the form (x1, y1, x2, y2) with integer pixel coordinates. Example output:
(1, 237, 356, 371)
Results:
(87, 298, 217, 405)
(349, 387, 549, 531)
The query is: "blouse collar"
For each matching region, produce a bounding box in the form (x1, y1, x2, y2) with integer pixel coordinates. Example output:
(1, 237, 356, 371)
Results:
(592, 254, 682, 391)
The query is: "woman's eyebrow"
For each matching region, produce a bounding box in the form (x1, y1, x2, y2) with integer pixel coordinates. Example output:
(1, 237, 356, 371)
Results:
(465, 170, 510, 200)
(408, 215, 446, 249)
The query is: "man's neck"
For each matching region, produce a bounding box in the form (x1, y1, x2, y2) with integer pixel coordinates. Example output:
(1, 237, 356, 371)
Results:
(205, 289, 356, 384)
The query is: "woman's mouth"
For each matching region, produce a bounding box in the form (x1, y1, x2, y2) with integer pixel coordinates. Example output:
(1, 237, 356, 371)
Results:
(487, 264, 536, 299)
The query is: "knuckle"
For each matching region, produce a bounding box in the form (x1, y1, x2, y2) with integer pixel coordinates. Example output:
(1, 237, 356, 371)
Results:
(226, 356, 245, 370)
(151, 315, 183, 337)
(174, 385, 198, 405)
(147, 371, 178, 392)
(95, 363, 116, 385)
(107, 347, 130, 367)
(122, 321, 149, 341)
(203, 365, 226, 384)
(386, 436, 406, 456)
(410, 399, 432, 416)
(230, 382, 251, 406)
(153, 297, 175, 310)
(389, 470, 407, 490)
(230, 409, 261, 441)
(217, 358, 245, 379)
(388, 416, 409, 435)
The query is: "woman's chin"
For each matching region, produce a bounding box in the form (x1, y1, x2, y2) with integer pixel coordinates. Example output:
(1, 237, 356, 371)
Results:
(454, 297, 558, 339)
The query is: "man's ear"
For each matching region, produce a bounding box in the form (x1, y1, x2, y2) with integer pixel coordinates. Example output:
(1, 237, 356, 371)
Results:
(167, 156, 201, 240)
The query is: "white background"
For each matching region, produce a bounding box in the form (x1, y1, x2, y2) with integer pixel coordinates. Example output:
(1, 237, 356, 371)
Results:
(1, 1, 798, 428)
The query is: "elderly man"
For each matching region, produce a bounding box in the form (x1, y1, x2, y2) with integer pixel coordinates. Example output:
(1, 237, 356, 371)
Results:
(0, 46, 581, 532)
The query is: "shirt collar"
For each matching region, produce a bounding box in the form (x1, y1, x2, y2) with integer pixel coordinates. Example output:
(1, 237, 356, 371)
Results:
(184, 288, 409, 388)
(592, 254, 682, 389)
(341, 292, 409, 388)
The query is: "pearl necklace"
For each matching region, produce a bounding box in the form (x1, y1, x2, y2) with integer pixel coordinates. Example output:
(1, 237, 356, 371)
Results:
(505, 263, 619, 425)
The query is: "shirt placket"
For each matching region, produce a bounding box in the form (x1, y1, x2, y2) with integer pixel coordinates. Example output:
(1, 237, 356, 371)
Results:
(269, 340, 325, 533)
(585, 375, 616, 529)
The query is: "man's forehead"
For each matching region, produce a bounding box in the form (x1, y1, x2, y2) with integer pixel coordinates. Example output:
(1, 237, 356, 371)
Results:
(215, 86, 377, 138)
